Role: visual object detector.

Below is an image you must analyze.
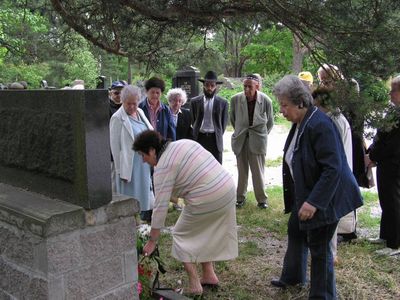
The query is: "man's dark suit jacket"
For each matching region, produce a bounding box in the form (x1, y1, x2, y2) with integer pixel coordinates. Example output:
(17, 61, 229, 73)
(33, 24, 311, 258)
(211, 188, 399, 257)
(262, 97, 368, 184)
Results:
(176, 108, 193, 140)
(190, 94, 228, 152)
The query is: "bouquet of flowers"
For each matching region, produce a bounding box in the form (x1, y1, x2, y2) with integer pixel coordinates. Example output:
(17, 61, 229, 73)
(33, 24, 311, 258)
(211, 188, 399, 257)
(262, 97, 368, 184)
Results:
(136, 224, 166, 300)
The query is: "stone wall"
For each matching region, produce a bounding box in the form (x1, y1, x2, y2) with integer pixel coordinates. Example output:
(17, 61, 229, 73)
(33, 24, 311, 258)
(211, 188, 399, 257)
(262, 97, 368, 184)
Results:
(0, 183, 140, 300)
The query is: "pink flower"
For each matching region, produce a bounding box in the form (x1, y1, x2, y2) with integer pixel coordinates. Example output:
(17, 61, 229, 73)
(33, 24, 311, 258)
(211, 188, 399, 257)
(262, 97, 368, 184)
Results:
(138, 281, 143, 295)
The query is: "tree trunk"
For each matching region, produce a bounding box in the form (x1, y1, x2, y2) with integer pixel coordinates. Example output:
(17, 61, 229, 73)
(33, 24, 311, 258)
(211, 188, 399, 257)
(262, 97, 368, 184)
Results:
(292, 33, 308, 74)
(127, 57, 132, 84)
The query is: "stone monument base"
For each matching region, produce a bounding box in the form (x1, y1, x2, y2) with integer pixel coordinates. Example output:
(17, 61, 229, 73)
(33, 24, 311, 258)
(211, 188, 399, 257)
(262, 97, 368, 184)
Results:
(0, 183, 140, 299)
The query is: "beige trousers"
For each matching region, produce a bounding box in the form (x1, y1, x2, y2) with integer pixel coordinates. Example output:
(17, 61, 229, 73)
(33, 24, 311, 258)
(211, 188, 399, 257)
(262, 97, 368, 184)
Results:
(236, 140, 268, 204)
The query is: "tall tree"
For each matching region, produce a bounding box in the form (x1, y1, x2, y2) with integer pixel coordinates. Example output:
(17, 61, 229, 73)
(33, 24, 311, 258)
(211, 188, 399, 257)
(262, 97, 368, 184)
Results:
(215, 19, 261, 77)
(0, 1, 50, 62)
(49, 0, 400, 79)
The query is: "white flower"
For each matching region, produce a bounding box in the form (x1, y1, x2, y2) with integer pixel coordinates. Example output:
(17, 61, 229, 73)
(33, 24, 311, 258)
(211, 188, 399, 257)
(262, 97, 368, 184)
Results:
(137, 224, 151, 238)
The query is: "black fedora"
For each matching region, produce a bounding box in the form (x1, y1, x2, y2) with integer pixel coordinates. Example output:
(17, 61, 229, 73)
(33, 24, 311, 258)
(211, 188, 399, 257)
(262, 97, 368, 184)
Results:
(198, 71, 223, 84)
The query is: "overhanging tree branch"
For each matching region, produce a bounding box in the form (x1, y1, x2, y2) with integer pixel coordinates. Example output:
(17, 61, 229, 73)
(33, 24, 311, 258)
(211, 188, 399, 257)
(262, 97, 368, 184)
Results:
(49, 0, 128, 56)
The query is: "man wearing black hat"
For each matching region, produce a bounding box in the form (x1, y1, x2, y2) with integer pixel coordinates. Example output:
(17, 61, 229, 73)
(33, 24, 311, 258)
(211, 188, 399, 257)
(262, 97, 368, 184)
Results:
(190, 71, 228, 164)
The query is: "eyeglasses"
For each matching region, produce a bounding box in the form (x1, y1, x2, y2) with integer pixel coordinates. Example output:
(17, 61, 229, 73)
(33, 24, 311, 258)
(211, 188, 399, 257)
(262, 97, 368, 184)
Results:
(170, 98, 183, 103)
(112, 91, 120, 95)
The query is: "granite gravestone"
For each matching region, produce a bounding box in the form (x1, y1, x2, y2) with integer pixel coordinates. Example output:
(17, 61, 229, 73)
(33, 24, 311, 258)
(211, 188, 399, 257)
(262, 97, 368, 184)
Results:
(0, 89, 140, 299)
(0, 89, 111, 209)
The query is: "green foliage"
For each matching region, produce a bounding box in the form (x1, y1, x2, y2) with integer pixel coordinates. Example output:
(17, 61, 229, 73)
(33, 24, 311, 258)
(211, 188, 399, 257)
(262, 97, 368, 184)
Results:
(265, 156, 283, 168)
(236, 186, 289, 238)
(217, 86, 242, 102)
(318, 0, 400, 78)
(63, 35, 99, 88)
(274, 116, 292, 127)
(0, 3, 49, 62)
(321, 77, 394, 137)
(0, 47, 6, 64)
(0, 2, 103, 88)
(95, 50, 130, 84)
(242, 26, 293, 76)
(358, 191, 380, 228)
(238, 241, 260, 259)
(0, 62, 50, 88)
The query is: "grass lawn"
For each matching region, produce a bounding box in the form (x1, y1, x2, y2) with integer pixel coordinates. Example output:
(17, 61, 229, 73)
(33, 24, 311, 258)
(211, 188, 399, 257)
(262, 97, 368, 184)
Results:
(148, 187, 400, 299)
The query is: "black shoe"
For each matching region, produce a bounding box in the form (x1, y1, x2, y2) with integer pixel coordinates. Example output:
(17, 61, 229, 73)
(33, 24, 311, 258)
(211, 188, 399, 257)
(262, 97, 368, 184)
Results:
(338, 232, 357, 243)
(236, 199, 246, 208)
(271, 279, 287, 289)
(257, 203, 268, 209)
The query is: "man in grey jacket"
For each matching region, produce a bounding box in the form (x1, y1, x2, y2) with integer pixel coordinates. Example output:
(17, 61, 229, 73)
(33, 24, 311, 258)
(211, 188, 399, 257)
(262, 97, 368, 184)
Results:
(230, 74, 274, 209)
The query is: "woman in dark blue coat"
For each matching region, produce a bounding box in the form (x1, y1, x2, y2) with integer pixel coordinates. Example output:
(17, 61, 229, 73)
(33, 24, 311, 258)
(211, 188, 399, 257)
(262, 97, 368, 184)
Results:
(271, 75, 363, 299)
(139, 77, 176, 141)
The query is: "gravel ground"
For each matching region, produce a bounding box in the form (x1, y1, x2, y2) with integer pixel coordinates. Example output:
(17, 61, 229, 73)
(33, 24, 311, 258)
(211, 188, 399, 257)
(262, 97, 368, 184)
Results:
(222, 125, 288, 188)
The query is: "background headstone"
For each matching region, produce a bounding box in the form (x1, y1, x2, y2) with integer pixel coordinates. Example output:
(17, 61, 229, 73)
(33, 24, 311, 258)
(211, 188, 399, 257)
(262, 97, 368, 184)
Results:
(172, 66, 200, 103)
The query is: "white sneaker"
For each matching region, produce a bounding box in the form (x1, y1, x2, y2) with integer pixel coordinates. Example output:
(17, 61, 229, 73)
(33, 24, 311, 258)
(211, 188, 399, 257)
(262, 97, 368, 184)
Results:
(375, 247, 400, 256)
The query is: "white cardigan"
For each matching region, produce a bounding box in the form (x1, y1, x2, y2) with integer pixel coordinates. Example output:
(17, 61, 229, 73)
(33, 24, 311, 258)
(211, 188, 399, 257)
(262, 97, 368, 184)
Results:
(327, 111, 353, 171)
(110, 106, 153, 182)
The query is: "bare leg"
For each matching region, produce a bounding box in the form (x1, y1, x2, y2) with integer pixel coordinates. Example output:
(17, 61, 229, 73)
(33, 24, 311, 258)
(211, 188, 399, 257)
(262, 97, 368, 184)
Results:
(200, 262, 219, 284)
(183, 262, 203, 294)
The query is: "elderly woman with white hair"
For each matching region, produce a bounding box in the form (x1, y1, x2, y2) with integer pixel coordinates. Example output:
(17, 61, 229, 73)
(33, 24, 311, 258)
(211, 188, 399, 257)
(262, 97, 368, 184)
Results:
(110, 85, 155, 222)
(167, 88, 193, 140)
(271, 75, 362, 299)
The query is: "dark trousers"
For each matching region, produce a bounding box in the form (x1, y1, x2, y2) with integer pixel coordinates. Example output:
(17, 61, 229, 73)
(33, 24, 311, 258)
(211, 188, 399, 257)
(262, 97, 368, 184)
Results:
(197, 132, 222, 164)
(280, 210, 338, 300)
(377, 164, 400, 249)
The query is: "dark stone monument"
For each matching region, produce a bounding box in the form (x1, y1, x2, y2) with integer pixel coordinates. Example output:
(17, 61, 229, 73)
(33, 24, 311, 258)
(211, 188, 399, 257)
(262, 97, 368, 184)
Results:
(0, 89, 111, 209)
(172, 66, 200, 102)
(96, 75, 106, 89)
(0, 89, 140, 299)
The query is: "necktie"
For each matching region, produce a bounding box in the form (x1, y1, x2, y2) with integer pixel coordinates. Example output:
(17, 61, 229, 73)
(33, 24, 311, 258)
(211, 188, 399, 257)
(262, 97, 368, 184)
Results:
(203, 98, 213, 129)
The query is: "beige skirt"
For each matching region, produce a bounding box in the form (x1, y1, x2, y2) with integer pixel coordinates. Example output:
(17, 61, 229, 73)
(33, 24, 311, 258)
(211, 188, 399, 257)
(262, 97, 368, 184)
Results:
(337, 211, 356, 234)
(171, 201, 238, 263)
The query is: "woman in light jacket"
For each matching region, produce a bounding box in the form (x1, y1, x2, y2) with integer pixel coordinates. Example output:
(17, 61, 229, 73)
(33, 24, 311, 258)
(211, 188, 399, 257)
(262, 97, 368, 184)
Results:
(110, 85, 154, 222)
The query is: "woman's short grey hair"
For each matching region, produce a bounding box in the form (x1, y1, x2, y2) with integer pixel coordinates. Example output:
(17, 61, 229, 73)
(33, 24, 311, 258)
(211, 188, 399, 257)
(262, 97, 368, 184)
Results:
(273, 75, 314, 108)
(166, 88, 187, 105)
(120, 85, 142, 103)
